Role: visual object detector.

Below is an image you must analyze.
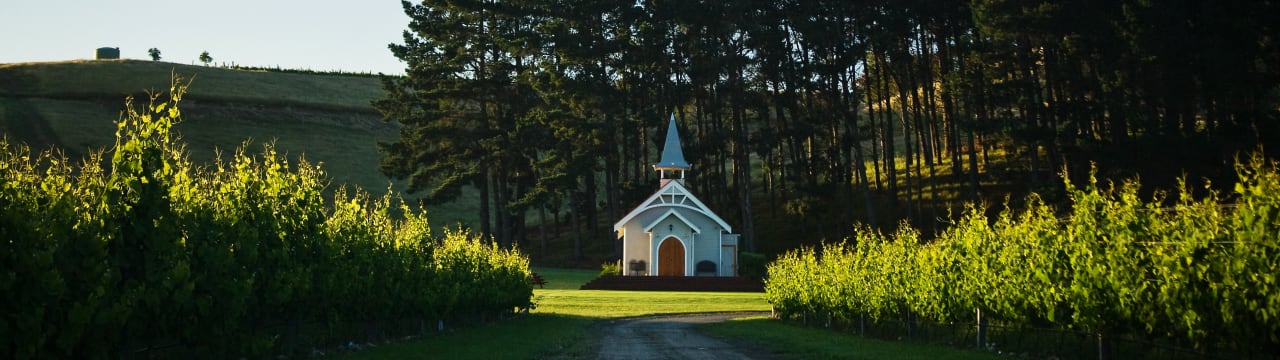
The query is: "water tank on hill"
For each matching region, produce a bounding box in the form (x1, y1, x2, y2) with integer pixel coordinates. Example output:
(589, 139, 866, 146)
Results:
(96, 47, 120, 60)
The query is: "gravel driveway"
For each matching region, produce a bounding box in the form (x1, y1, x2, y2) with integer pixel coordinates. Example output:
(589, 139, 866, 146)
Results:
(593, 312, 775, 360)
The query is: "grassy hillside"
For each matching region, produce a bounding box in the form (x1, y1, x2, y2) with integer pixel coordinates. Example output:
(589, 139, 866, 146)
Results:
(0, 59, 479, 227)
(0, 59, 383, 110)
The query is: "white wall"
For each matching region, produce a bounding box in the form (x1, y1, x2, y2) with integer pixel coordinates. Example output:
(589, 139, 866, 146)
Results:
(618, 206, 731, 276)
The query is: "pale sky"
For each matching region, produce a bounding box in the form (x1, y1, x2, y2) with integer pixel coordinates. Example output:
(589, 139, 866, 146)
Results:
(0, 0, 411, 75)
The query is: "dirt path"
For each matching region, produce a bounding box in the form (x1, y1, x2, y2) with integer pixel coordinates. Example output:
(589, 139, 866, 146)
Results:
(593, 312, 775, 360)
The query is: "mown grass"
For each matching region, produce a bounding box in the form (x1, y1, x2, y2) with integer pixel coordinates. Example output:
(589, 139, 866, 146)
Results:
(700, 316, 1002, 360)
(528, 267, 772, 319)
(334, 290, 771, 360)
(331, 268, 769, 360)
(334, 269, 997, 360)
(528, 267, 599, 290)
(532, 289, 770, 318)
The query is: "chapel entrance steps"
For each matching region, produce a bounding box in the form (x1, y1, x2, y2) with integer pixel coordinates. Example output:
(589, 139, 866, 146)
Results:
(579, 275, 763, 292)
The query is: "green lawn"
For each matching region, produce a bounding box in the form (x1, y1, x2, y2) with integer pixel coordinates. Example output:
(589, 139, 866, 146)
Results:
(532, 289, 769, 318)
(335, 289, 771, 360)
(528, 267, 599, 290)
(333, 269, 998, 360)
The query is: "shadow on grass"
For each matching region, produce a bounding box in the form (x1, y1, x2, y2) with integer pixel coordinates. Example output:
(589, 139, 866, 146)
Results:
(699, 316, 1002, 360)
(333, 270, 771, 360)
(332, 314, 598, 360)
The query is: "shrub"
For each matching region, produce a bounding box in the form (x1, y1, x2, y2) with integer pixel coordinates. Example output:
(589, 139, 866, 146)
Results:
(738, 251, 767, 281)
(600, 260, 621, 276)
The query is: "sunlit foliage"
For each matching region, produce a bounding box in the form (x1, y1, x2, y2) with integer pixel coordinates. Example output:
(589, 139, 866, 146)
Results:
(766, 157, 1280, 353)
(0, 78, 533, 359)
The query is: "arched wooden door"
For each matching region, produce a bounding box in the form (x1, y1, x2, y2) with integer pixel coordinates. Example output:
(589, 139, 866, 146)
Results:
(658, 237, 685, 276)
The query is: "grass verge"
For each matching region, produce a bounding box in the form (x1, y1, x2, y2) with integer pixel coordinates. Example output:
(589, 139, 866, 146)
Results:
(699, 316, 1001, 360)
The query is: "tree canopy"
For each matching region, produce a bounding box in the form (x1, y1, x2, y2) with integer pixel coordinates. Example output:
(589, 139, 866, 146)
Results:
(378, 0, 1280, 260)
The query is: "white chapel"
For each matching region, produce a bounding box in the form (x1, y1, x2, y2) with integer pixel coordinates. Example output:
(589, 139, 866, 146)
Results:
(613, 114, 740, 277)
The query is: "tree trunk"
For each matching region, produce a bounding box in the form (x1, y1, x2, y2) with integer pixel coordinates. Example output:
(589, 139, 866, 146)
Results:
(493, 171, 509, 246)
(477, 172, 492, 240)
(734, 100, 755, 252)
(539, 206, 548, 260)
(606, 139, 621, 258)
(570, 189, 583, 261)
(584, 171, 599, 244)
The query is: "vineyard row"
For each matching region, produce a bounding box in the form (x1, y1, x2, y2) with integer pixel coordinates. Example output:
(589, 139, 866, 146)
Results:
(0, 81, 533, 359)
(766, 156, 1280, 357)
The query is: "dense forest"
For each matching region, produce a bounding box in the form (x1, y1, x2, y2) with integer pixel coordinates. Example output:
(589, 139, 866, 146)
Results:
(376, 0, 1280, 260)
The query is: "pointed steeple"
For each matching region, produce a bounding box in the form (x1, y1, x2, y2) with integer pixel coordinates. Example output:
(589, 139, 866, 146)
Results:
(654, 114, 690, 185)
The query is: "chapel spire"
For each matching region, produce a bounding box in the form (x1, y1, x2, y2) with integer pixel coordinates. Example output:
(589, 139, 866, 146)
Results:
(653, 114, 690, 185)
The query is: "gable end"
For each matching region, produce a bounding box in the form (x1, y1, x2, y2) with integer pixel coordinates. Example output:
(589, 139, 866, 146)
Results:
(642, 209, 703, 234)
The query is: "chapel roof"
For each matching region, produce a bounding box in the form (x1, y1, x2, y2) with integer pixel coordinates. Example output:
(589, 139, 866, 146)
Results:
(653, 114, 691, 171)
(612, 179, 733, 233)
